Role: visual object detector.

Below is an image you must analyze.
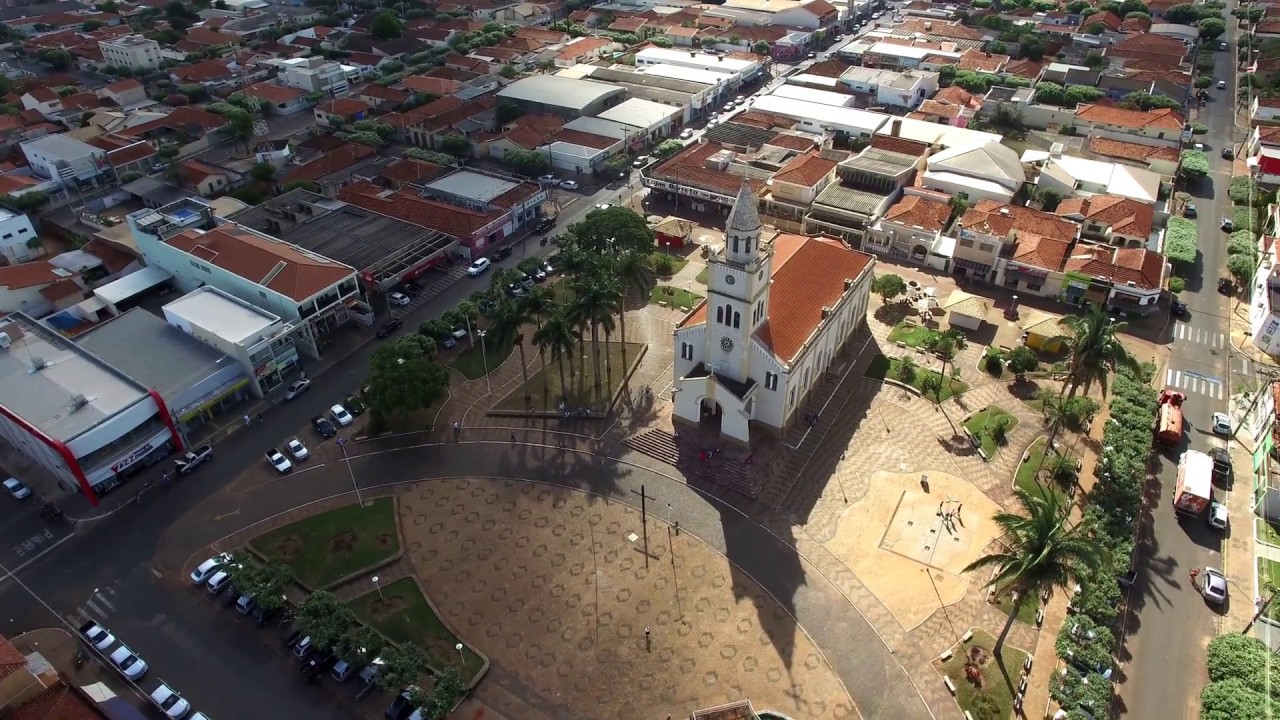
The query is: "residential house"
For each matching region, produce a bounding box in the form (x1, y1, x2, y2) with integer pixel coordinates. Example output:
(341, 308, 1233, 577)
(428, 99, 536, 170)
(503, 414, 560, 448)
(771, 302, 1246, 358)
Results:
(1073, 103, 1185, 141)
(0, 209, 42, 264)
(359, 84, 412, 111)
(278, 57, 352, 97)
(19, 88, 63, 120)
(554, 36, 618, 68)
(0, 260, 82, 318)
(119, 106, 228, 157)
(1253, 97, 1280, 126)
(1081, 10, 1123, 32)
(178, 160, 232, 197)
(763, 151, 839, 229)
(1033, 150, 1164, 207)
(241, 82, 310, 115)
(254, 139, 292, 167)
(1086, 134, 1182, 175)
(1063, 243, 1167, 315)
(1000, 232, 1072, 298)
(19, 134, 112, 189)
(98, 78, 147, 107)
(804, 137, 928, 247)
(494, 3, 554, 25)
(1056, 194, 1155, 249)
(1249, 125, 1280, 157)
(282, 142, 379, 194)
(865, 189, 954, 269)
(172, 26, 234, 55)
(170, 59, 239, 90)
(313, 98, 371, 127)
(85, 133, 157, 177)
(1251, 146, 1280, 186)
(838, 67, 940, 110)
(1106, 33, 1187, 65)
(951, 199, 1079, 283)
(374, 158, 452, 190)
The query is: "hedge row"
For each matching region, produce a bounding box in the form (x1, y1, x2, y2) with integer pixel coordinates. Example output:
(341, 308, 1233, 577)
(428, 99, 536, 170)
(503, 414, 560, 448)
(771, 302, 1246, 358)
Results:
(1164, 217, 1198, 268)
(1049, 364, 1158, 716)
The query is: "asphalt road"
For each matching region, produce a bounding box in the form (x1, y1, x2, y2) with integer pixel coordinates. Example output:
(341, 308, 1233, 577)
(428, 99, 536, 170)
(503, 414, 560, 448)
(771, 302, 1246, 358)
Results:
(1113, 40, 1242, 719)
(0, 181, 614, 720)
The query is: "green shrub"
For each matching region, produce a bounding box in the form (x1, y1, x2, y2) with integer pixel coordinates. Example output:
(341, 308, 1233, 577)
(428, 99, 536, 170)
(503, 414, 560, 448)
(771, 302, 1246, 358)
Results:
(1167, 276, 1185, 293)
(984, 353, 1004, 376)
(1164, 217, 1198, 268)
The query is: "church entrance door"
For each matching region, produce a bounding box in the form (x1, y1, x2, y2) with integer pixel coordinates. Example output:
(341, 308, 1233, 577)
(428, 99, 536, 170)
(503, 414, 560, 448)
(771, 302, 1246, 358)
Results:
(698, 398, 723, 435)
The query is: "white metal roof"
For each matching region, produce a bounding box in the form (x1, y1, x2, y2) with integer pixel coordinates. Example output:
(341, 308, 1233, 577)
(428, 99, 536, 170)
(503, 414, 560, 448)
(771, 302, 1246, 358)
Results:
(639, 63, 734, 87)
(563, 116, 636, 140)
(769, 84, 856, 108)
(596, 98, 678, 129)
(496, 75, 625, 111)
(163, 287, 280, 346)
(426, 170, 518, 203)
(873, 116, 1004, 149)
(751, 95, 889, 134)
(634, 47, 760, 73)
(93, 266, 172, 306)
(1044, 155, 1160, 204)
(0, 314, 149, 442)
(1180, 449, 1213, 497)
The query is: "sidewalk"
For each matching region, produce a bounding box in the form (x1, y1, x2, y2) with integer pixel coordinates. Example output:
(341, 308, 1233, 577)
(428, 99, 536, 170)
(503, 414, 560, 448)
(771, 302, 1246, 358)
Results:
(9, 627, 150, 709)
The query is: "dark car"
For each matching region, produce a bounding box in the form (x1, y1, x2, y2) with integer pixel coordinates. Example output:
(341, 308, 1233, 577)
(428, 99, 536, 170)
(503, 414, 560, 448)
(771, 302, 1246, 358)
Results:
(1218, 277, 1235, 295)
(311, 416, 337, 439)
(385, 689, 417, 720)
(534, 217, 556, 233)
(302, 650, 338, 680)
(376, 318, 402, 338)
(1171, 298, 1188, 318)
(400, 280, 421, 294)
(494, 246, 513, 260)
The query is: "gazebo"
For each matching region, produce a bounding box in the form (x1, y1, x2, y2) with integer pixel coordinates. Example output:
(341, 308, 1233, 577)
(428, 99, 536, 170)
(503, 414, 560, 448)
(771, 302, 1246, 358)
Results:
(941, 289, 991, 331)
(1019, 310, 1068, 353)
(651, 216, 694, 249)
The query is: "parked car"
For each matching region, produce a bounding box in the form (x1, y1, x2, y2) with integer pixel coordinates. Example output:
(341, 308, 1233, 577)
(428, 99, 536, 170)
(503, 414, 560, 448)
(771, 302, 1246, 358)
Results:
(559, 180, 579, 190)
(110, 645, 149, 680)
(79, 620, 116, 651)
(537, 174, 557, 183)
(385, 688, 419, 720)
(1196, 567, 1228, 604)
(1218, 277, 1235, 295)
(293, 636, 314, 661)
(265, 449, 292, 474)
(467, 258, 491, 277)
(494, 246, 513, 260)
(358, 656, 386, 685)
(388, 292, 411, 307)
(1183, 203, 1196, 218)
(506, 283, 526, 299)
(1217, 79, 1227, 89)
(1171, 297, 1188, 318)
(302, 650, 338, 679)
(331, 404, 353, 427)
(632, 155, 650, 168)
(534, 217, 555, 233)
(174, 444, 213, 475)
(400, 281, 421, 295)
(376, 318, 402, 338)
(1210, 446, 1233, 486)
(1223, 147, 1234, 159)
(1208, 501, 1229, 530)
(285, 438, 308, 461)
(206, 569, 235, 595)
(680, 128, 694, 139)
(311, 416, 336, 439)
(235, 593, 256, 615)
(285, 378, 311, 400)
(190, 553, 231, 584)
(150, 683, 191, 719)
(1211, 412, 1231, 435)
(4, 477, 31, 500)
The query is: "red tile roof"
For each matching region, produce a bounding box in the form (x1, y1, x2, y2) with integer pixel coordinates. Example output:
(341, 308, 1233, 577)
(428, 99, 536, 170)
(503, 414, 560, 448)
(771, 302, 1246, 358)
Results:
(104, 78, 143, 93)
(377, 158, 451, 187)
(1056, 194, 1154, 237)
(9, 683, 103, 720)
(181, 26, 232, 47)
(1257, 126, 1280, 147)
(242, 82, 306, 103)
(1064, 243, 1164, 290)
(772, 152, 836, 187)
(648, 142, 767, 198)
(339, 180, 506, 239)
(0, 635, 26, 680)
(765, 134, 817, 152)
(755, 233, 874, 363)
(1087, 135, 1181, 162)
(122, 105, 227, 136)
(170, 59, 235, 83)
(957, 199, 1078, 242)
(166, 225, 353, 301)
(0, 176, 42, 195)
(883, 194, 951, 232)
(1011, 233, 1071, 271)
(1074, 103, 1185, 131)
(40, 277, 83, 302)
(399, 75, 460, 96)
(0, 261, 62, 289)
(317, 98, 371, 118)
(1082, 10, 1123, 30)
(546, 128, 616, 150)
(284, 142, 377, 184)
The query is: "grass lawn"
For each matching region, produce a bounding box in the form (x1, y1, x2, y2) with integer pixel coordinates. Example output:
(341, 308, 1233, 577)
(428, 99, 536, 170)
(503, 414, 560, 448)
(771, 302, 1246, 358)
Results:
(993, 590, 1041, 627)
(649, 285, 702, 309)
(379, 396, 446, 434)
(1260, 558, 1280, 621)
(649, 251, 688, 278)
(449, 331, 516, 380)
(695, 267, 709, 285)
(250, 498, 400, 589)
(1257, 518, 1280, 548)
(1015, 438, 1070, 506)
(496, 341, 643, 412)
(887, 322, 940, 348)
(348, 577, 485, 681)
(963, 407, 1017, 460)
(937, 629, 1029, 720)
(865, 354, 969, 403)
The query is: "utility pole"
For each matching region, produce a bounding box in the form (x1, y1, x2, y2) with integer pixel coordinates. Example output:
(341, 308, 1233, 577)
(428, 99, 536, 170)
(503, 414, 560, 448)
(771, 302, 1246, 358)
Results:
(631, 484, 656, 568)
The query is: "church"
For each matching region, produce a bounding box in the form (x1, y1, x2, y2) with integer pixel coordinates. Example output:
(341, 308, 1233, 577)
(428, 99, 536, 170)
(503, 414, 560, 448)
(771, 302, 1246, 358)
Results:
(671, 183, 877, 444)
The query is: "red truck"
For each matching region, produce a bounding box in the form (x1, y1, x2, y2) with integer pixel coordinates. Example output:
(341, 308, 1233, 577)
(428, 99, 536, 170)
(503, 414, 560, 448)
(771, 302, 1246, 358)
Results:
(1154, 389, 1186, 447)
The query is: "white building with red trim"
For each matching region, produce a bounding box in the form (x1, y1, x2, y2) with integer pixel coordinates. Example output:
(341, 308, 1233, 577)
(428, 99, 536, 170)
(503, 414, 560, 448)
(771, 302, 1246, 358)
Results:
(0, 313, 183, 506)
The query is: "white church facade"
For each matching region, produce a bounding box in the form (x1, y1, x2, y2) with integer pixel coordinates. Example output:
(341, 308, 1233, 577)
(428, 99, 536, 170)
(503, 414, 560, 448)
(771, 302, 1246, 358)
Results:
(672, 182, 876, 444)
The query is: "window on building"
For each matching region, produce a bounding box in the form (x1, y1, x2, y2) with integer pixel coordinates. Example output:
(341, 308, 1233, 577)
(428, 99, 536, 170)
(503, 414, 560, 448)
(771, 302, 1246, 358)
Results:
(1, 234, 10, 240)
(681, 342, 693, 360)
(765, 372, 777, 391)
(716, 306, 724, 324)
(732, 311, 740, 329)
(958, 238, 974, 248)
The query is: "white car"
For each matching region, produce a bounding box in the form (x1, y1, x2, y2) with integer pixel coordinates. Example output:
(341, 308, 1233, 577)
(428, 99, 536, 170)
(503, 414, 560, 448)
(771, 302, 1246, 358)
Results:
(266, 449, 292, 474)
(537, 174, 557, 183)
(388, 292, 411, 307)
(1221, 218, 1233, 231)
(1208, 501, 1229, 530)
(151, 683, 191, 719)
(1217, 80, 1226, 89)
(466, 258, 491, 277)
(3, 477, 30, 500)
(559, 180, 579, 190)
(331, 404, 353, 427)
(594, 203, 613, 211)
(110, 645, 149, 680)
(1197, 567, 1228, 604)
(1211, 412, 1231, 435)
(206, 569, 234, 595)
(80, 621, 116, 651)
(285, 438, 309, 461)
(190, 553, 231, 584)
(680, 128, 694, 139)
(632, 155, 649, 168)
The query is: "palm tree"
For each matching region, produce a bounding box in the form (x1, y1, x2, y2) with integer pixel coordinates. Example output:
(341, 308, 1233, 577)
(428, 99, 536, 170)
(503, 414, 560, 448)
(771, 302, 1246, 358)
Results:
(1059, 305, 1140, 399)
(611, 251, 654, 377)
(963, 487, 1105, 684)
(533, 311, 578, 404)
(489, 299, 531, 388)
(522, 288, 554, 396)
(1032, 390, 1071, 486)
(567, 277, 618, 391)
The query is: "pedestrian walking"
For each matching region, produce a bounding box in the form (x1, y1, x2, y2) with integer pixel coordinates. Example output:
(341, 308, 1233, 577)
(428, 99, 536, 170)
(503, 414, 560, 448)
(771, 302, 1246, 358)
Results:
(243, 414, 251, 427)
(453, 421, 461, 439)
(510, 432, 517, 445)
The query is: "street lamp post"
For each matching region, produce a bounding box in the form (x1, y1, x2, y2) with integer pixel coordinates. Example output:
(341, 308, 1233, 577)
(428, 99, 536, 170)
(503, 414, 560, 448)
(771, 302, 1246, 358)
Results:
(455, 642, 465, 665)
(477, 330, 491, 395)
(372, 575, 384, 600)
(337, 437, 365, 507)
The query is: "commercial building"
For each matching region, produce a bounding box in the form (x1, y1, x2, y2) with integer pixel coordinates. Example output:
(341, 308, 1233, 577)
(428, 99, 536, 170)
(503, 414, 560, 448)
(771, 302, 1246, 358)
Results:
(633, 48, 764, 85)
(0, 313, 183, 505)
(77, 308, 251, 437)
(20, 134, 112, 189)
(98, 34, 162, 71)
(277, 57, 353, 97)
(127, 198, 367, 371)
(496, 75, 626, 119)
(162, 287, 301, 398)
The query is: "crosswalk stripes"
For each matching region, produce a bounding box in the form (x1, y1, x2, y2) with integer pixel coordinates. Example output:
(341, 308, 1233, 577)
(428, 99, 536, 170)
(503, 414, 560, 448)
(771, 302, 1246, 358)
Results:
(1165, 368, 1224, 400)
(1173, 323, 1226, 349)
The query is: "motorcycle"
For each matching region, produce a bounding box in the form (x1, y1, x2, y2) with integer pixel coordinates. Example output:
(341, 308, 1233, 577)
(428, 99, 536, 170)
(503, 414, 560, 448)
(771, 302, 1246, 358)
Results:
(39, 503, 63, 522)
(73, 647, 86, 668)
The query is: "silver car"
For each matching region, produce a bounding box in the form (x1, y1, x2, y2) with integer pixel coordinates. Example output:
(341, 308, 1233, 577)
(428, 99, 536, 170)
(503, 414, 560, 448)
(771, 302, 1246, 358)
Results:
(110, 644, 149, 680)
(1197, 567, 1228, 604)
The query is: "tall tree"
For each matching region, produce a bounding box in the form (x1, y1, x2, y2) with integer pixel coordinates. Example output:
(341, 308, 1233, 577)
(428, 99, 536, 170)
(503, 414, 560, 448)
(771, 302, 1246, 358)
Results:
(569, 206, 654, 256)
(522, 288, 554, 392)
(366, 334, 449, 417)
(375, 642, 430, 693)
(533, 311, 578, 404)
(1060, 305, 1140, 398)
(568, 276, 619, 392)
(490, 299, 531, 389)
(963, 487, 1105, 685)
(296, 591, 355, 650)
(612, 250, 653, 381)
